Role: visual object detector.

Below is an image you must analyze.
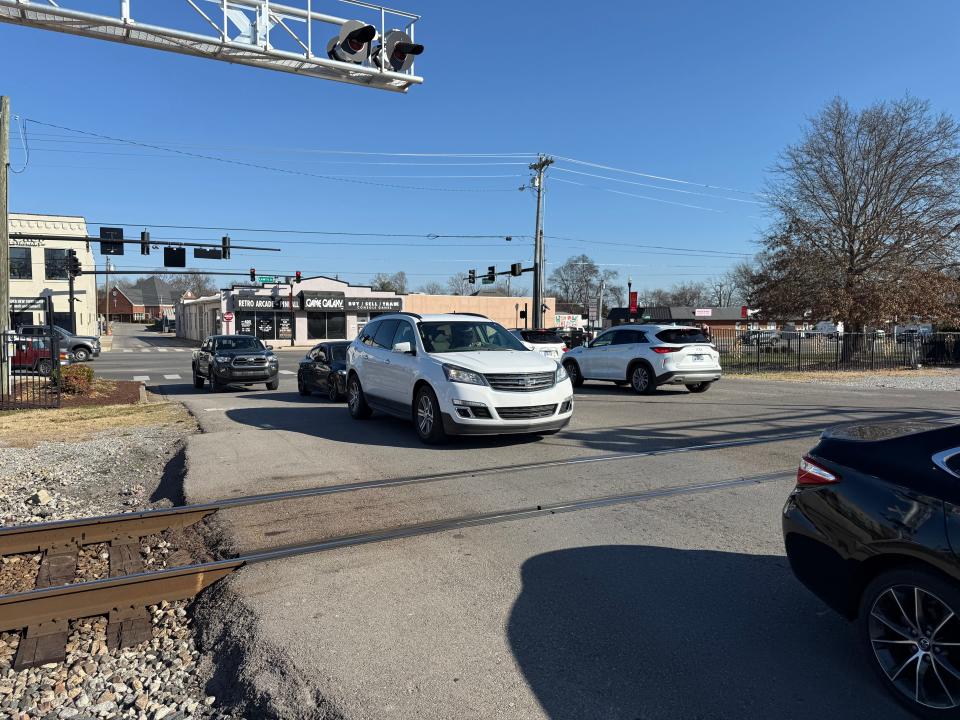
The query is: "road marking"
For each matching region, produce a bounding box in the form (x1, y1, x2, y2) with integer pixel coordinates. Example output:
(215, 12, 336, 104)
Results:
(164, 374, 182, 380)
(173, 349, 186, 352)
(122, 349, 133, 353)
(132, 375, 150, 381)
(157, 349, 169, 353)
(278, 370, 295, 375)
(140, 349, 151, 353)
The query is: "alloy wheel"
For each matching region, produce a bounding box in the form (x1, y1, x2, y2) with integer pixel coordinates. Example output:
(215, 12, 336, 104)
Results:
(869, 584, 960, 710)
(328, 377, 339, 401)
(348, 379, 360, 412)
(417, 394, 434, 436)
(631, 366, 649, 392)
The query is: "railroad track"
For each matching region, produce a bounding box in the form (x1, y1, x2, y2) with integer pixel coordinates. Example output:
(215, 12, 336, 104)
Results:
(0, 445, 799, 669)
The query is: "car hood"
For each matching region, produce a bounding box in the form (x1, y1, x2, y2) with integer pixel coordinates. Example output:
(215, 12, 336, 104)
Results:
(429, 350, 558, 373)
(68, 335, 100, 343)
(213, 349, 273, 357)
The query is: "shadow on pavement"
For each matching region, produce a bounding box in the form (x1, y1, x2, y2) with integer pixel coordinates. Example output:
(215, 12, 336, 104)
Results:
(508, 545, 898, 720)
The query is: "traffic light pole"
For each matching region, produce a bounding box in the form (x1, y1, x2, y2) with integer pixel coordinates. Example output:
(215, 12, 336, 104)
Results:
(529, 155, 553, 329)
(68, 273, 76, 334)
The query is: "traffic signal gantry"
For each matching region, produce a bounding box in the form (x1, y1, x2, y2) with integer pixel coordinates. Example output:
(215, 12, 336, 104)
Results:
(467, 262, 530, 285)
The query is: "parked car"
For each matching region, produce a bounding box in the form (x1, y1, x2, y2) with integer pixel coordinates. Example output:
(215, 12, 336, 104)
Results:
(509, 329, 568, 360)
(17, 325, 100, 362)
(783, 420, 960, 717)
(739, 329, 782, 346)
(11, 337, 72, 375)
(555, 327, 590, 349)
(347, 312, 574, 444)
(562, 324, 721, 394)
(192, 334, 279, 391)
(298, 340, 351, 401)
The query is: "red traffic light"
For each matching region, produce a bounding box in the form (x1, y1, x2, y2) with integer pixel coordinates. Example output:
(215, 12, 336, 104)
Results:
(295, 271, 302, 283)
(250, 268, 256, 282)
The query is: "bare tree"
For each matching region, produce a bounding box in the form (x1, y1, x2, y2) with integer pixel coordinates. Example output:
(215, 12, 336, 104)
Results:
(417, 281, 448, 295)
(548, 255, 621, 312)
(370, 271, 408, 294)
(447, 273, 471, 296)
(755, 96, 960, 332)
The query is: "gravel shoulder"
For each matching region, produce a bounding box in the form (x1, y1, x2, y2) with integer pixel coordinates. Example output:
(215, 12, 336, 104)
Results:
(729, 367, 960, 392)
(0, 399, 245, 720)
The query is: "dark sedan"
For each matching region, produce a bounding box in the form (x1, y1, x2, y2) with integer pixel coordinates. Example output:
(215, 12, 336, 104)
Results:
(783, 420, 960, 717)
(298, 341, 351, 401)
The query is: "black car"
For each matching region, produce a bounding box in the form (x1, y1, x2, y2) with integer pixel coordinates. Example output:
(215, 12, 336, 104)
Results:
(783, 420, 960, 717)
(192, 334, 279, 391)
(298, 341, 350, 401)
(17, 324, 100, 361)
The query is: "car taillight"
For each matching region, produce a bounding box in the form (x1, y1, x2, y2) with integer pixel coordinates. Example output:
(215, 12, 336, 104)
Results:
(797, 456, 840, 486)
(652, 347, 680, 354)
(562, 347, 568, 352)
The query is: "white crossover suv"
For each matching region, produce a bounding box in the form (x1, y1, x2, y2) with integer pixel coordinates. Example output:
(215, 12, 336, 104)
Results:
(346, 313, 574, 444)
(509, 328, 568, 360)
(562, 324, 722, 394)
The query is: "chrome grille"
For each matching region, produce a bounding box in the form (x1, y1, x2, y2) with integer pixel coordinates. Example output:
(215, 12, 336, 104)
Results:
(232, 356, 268, 366)
(496, 404, 558, 419)
(483, 372, 555, 392)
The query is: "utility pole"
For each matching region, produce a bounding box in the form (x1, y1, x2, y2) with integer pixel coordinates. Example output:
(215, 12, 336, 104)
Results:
(103, 258, 111, 334)
(529, 154, 553, 329)
(0, 96, 10, 395)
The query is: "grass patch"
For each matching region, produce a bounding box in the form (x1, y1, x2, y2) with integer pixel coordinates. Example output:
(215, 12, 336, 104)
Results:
(0, 401, 196, 448)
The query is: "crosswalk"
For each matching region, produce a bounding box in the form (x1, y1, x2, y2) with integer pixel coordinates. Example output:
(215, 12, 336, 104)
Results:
(122, 370, 293, 382)
(117, 348, 189, 353)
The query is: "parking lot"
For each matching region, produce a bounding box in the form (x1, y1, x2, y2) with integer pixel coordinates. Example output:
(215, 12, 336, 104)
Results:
(91, 329, 956, 718)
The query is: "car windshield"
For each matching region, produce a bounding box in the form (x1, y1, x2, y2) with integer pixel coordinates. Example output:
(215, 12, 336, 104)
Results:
(656, 328, 711, 344)
(419, 321, 526, 353)
(215, 336, 264, 351)
(520, 330, 565, 344)
(329, 345, 348, 363)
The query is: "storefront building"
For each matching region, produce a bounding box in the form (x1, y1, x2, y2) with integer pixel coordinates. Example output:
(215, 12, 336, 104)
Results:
(8, 213, 99, 336)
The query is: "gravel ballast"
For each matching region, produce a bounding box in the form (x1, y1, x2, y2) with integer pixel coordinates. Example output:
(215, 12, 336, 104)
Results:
(0, 414, 244, 720)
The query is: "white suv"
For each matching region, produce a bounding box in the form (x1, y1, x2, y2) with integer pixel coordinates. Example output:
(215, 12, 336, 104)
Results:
(346, 313, 574, 443)
(509, 328, 568, 360)
(562, 324, 722, 394)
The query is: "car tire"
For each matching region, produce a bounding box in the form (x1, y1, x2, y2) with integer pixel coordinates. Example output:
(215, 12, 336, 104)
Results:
(37, 359, 52, 376)
(563, 360, 584, 388)
(347, 375, 372, 419)
(327, 375, 342, 402)
(208, 373, 221, 393)
(192, 366, 204, 389)
(686, 382, 712, 393)
(414, 386, 447, 445)
(265, 377, 280, 391)
(858, 567, 960, 718)
(629, 363, 656, 395)
(297, 374, 311, 396)
(73, 348, 90, 362)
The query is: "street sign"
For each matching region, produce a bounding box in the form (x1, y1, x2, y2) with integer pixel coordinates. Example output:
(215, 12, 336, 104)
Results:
(481, 277, 494, 285)
(257, 276, 276, 284)
(588, 300, 599, 322)
(222, 312, 234, 323)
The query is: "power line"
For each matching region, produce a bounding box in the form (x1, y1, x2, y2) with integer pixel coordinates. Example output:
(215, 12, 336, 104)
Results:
(544, 233, 751, 258)
(553, 167, 762, 205)
(23, 119, 518, 193)
(551, 154, 763, 198)
(553, 177, 727, 213)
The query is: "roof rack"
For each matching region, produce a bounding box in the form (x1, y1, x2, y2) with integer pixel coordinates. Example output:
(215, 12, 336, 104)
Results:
(451, 312, 489, 318)
(390, 311, 422, 320)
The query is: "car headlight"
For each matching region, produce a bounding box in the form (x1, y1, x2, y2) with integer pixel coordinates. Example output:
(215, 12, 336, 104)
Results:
(268, 356, 278, 364)
(555, 362, 568, 383)
(442, 364, 487, 386)
(214, 355, 231, 363)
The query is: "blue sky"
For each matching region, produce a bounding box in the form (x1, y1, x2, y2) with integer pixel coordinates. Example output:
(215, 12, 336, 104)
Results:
(4, 0, 960, 293)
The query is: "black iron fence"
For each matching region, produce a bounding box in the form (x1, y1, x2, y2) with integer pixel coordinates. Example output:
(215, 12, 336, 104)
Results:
(712, 329, 960, 374)
(0, 333, 62, 410)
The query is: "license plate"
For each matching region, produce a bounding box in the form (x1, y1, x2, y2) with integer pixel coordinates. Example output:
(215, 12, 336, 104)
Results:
(234, 370, 265, 377)
(692, 354, 705, 362)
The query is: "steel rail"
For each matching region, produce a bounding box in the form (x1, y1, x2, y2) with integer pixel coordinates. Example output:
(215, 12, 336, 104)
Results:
(0, 470, 793, 633)
(0, 432, 816, 556)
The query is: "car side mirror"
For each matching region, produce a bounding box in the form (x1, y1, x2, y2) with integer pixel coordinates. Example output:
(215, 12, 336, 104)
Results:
(265, 345, 274, 351)
(393, 341, 414, 354)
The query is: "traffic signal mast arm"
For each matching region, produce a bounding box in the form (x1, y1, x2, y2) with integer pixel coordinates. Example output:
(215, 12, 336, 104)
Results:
(8, 233, 280, 254)
(466, 264, 533, 283)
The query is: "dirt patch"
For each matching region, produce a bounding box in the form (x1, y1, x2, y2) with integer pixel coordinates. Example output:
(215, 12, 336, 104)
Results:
(60, 378, 143, 408)
(0, 400, 195, 448)
(727, 368, 958, 383)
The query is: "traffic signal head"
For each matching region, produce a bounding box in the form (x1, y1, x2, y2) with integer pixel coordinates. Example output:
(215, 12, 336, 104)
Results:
(140, 230, 150, 256)
(67, 249, 81, 277)
(372, 30, 423, 73)
(222, 235, 231, 260)
(250, 268, 256, 282)
(468, 269, 476, 284)
(295, 271, 302, 284)
(327, 20, 377, 64)
(510, 263, 523, 277)
(487, 266, 496, 282)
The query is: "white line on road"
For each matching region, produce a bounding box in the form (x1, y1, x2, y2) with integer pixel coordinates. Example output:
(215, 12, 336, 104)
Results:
(279, 370, 295, 375)
(122, 349, 133, 353)
(157, 349, 169, 353)
(140, 349, 151, 353)
(164, 374, 182, 380)
(132, 375, 150, 381)
(173, 349, 186, 352)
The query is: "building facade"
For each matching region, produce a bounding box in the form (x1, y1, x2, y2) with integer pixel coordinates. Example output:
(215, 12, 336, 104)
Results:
(8, 213, 98, 336)
(177, 275, 557, 346)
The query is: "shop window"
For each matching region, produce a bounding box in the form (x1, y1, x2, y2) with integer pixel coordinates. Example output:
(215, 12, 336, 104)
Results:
(44, 249, 69, 280)
(308, 312, 347, 340)
(327, 313, 346, 340)
(10, 247, 31, 279)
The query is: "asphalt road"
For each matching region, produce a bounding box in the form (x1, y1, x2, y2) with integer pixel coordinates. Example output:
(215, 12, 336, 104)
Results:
(97, 326, 956, 719)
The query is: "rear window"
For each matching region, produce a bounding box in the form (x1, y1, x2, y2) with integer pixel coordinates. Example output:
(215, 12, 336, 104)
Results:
(656, 329, 710, 344)
(520, 331, 564, 344)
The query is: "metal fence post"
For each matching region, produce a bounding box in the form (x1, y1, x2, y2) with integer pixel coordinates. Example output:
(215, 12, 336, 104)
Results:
(756, 333, 761, 373)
